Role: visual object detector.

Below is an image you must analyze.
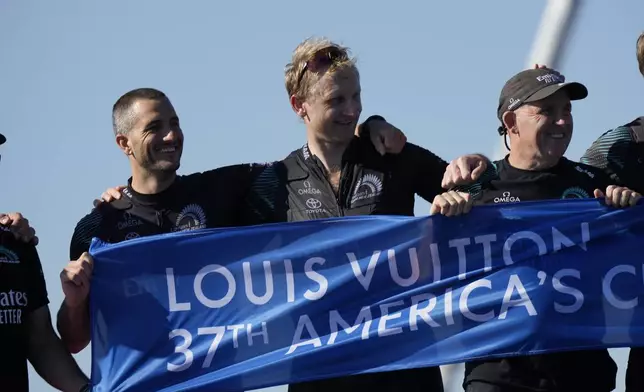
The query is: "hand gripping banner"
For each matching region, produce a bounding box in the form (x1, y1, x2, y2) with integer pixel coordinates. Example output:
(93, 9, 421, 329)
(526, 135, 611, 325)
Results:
(89, 199, 644, 392)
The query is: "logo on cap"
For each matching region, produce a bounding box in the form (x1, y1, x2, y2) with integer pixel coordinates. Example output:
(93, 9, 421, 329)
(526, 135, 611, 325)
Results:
(536, 73, 565, 84)
(507, 98, 522, 110)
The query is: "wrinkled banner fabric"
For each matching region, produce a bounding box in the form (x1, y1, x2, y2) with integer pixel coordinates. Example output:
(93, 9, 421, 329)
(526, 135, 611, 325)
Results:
(89, 199, 644, 392)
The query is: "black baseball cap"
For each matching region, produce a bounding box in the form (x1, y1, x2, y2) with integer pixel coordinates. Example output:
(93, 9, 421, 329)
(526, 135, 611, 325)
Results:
(496, 68, 588, 135)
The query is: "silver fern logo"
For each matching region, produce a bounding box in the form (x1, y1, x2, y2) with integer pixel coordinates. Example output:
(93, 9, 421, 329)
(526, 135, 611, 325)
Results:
(561, 187, 589, 199)
(351, 173, 383, 204)
(0, 246, 19, 264)
(175, 204, 207, 231)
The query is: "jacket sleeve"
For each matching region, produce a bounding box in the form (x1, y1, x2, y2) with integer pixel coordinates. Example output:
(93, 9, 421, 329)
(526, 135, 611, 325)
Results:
(394, 142, 448, 203)
(241, 162, 285, 225)
(193, 162, 279, 225)
(20, 244, 49, 314)
(453, 161, 500, 200)
(69, 208, 105, 261)
(360, 115, 448, 202)
(581, 126, 644, 193)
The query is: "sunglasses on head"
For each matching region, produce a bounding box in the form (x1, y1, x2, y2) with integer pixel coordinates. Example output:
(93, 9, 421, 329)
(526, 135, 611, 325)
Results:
(295, 46, 348, 89)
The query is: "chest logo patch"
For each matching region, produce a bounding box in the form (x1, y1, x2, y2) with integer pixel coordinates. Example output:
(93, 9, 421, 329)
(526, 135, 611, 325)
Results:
(351, 173, 383, 204)
(306, 198, 322, 209)
(118, 211, 143, 230)
(175, 204, 207, 231)
(0, 246, 19, 264)
(298, 180, 322, 196)
(493, 191, 521, 203)
(125, 232, 141, 240)
(561, 187, 590, 199)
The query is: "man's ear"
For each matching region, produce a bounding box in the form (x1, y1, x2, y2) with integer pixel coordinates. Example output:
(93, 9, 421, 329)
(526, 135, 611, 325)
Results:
(502, 111, 518, 135)
(290, 94, 306, 118)
(115, 134, 132, 155)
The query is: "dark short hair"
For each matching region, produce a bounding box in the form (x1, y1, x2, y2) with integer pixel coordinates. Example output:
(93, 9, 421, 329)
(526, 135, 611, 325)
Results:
(112, 88, 167, 135)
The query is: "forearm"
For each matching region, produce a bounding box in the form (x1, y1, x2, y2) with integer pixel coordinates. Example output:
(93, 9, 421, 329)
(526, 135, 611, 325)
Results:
(28, 334, 89, 392)
(406, 143, 449, 200)
(57, 301, 91, 353)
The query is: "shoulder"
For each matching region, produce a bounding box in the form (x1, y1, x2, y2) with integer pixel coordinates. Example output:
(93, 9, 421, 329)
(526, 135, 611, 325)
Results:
(0, 226, 24, 252)
(182, 163, 254, 178)
(249, 160, 291, 195)
(70, 200, 129, 259)
(72, 207, 105, 236)
(561, 158, 612, 184)
(581, 118, 641, 165)
(180, 162, 280, 188)
(71, 207, 106, 246)
(597, 121, 638, 144)
(74, 198, 130, 234)
(0, 225, 38, 265)
(589, 124, 635, 149)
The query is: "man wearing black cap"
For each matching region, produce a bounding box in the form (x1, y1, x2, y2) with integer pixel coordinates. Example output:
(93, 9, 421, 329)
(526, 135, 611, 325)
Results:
(0, 133, 91, 391)
(435, 67, 642, 392)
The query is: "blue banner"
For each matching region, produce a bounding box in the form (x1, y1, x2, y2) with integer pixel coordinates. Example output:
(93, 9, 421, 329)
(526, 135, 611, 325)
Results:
(89, 199, 644, 392)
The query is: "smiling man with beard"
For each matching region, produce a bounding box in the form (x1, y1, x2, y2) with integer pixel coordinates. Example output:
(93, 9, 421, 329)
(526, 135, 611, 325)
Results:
(56, 88, 262, 353)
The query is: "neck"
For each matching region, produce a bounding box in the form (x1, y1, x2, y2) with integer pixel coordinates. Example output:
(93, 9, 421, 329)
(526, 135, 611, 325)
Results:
(130, 165, 176, 194)
(508, 152, 558, 171)
(306, 132, 350, 173)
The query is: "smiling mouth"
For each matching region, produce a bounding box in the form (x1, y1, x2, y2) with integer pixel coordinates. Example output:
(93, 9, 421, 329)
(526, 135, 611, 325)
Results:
(158, 146, 179, 153)
(335, 121, 355, 126)
(548, 132, 566, 139)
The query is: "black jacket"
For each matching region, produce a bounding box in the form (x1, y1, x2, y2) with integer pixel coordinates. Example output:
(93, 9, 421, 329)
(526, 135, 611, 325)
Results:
(459, 156, 618, 392)
(244, 136, 448, 225)
(243, 134, 449, 392)
(0, 226, 48, 391)
(70, 164, 260, 260)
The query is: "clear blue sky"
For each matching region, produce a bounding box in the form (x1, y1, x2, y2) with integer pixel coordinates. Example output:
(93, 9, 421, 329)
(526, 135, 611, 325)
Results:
(1, 1, 643, 391)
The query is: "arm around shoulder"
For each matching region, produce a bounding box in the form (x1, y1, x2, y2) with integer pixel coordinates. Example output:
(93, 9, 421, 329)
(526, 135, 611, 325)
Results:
(394, 142, 449, 202)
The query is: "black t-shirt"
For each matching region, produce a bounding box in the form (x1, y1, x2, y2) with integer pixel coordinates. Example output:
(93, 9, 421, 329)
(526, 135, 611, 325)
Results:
(244, 136, 448, 392)
(581, 116, 644, 194)
(70, 164, 262, 260)
(0, 226, 49, 391)
(458, 156, 617, 392)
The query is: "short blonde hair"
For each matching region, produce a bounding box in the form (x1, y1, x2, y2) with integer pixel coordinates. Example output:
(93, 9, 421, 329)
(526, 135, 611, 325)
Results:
(637, 32, 644, 77)
(285, 37, 358, 100)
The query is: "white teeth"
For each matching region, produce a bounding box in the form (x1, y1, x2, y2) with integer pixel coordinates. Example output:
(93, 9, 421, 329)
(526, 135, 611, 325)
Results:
(160, 147, 176, 152)
(550, 133, 564, 139)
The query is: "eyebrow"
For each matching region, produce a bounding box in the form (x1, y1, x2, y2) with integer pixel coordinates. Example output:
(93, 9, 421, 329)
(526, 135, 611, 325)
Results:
(144, 119, 162, 129)
(325, 87, 361, 100)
